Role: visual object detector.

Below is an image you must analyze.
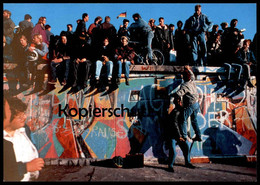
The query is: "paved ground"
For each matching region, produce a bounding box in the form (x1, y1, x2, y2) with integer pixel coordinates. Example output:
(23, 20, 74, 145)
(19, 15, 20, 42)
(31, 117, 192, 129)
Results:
(35, 159, 257, 182)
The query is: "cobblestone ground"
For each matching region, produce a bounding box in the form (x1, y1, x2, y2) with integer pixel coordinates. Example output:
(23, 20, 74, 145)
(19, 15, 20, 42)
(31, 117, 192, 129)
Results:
(36, 161, 257, 182)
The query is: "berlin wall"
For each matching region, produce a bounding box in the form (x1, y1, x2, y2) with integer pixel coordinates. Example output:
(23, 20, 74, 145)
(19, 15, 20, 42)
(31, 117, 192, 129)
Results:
(3, 65, 257, 160)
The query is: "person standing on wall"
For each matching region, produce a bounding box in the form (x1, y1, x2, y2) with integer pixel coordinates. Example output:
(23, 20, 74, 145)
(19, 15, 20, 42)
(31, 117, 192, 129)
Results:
(184, 4, 212, 66)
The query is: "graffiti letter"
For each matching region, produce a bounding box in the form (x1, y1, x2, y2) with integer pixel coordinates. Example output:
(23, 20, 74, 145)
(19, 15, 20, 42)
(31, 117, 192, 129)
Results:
(93, 108, 101, 117)
(102, 108, 108, 117)
(59, 104, 68, 117)
(69, 108, 78, 117)
(114, 108, 120, 117)
(108, 108, 113, 117)
(121, 104, 130, 117)
(79, 108, 88, 120)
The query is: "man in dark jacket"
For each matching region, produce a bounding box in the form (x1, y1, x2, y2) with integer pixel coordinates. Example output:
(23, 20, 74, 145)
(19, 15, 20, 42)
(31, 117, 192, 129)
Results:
(100, 16, 117, 48)
(49, 33, 71, 86)
(154, 17, 170, 64)
(166, 95, 196, 172)
(75, 13, 89, 37)
(221, 19, 244, 63)
(69, 35, 92, 93)
(117, 19, 130, 47)
(19, 14, 34, 43)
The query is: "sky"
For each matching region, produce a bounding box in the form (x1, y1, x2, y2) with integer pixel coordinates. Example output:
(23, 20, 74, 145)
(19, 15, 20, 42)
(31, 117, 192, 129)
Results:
(3, 3, 257, 40)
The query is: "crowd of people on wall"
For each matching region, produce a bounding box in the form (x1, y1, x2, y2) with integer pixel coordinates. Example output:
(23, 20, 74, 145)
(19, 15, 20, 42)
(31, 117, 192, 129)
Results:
(3, 4, 257, 94)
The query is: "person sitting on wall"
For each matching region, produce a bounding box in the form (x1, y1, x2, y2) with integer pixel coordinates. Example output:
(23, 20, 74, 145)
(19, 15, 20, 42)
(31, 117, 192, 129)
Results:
(94, 37, 114, 87)
(28, 34, 49, 91)
(115, 36, 135, 86)
(68, 31, 92, 93)
(49, 32, 71, 86)
(235, 39, 256, 88)
(12, 35, 32, 92)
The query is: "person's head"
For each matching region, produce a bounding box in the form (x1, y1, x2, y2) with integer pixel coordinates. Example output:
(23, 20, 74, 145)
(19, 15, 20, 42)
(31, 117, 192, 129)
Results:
(195, 4, 202, 15)
(105, 16, 111, 23)
(177, 20, 183, 29)
(19, 35, 28, 47)
(67, 24, 73, 32)
(32, 34, 43, 44)
(242, 39, 251, 50)
(230, 19, 238, 28)
(37, 16, 46, 25)
(60, 35, 68, 45)
(169, 24, 175, 31)
(4, 91, 27, 131)
(183, 69, 192, 82)
(159, 17, 165, 26)
(132, 13, 141, 21)
(103, 37, 109, 46)
(149, 18, 155, 27)
(220, 22, 228, 30)
(212, 25, 219, 32)
(94, 16, 102, 24)
(24, 14, 32, 21)
(3, 10, 11, 19)
(217, 30, 223, 35)
(45, 24, 51, 31)
(121, 36, 129, 46)
(123, 19, 129, 27)
(82, 13, 89, 22)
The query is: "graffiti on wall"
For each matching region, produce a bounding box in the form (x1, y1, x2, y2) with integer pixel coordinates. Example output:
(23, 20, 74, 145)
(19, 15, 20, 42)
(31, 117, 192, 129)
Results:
(3, 71, 257, 159)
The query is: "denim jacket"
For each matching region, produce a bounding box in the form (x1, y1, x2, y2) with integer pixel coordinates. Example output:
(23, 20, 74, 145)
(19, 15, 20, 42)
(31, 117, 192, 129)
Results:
(176, 69, 199, 107)
(129, 18, 152, 34)
(236, 48, 256, 65)
(184, 13, 212, 34)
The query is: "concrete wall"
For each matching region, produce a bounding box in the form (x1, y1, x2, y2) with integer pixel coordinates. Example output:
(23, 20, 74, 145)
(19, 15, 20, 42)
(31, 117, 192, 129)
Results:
(3, 66, 257, 159)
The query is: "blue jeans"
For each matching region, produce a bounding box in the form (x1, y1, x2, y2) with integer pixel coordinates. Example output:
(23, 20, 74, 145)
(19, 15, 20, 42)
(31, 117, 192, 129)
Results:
(51, 59, 70, 80)
(191, 32, 207, 66)
(117, 60, 131, 78)
(95, 60, 113, 79)
(168, 139, 191, 168)
(147, 31, 154, 60)
(181, 102, 201, 139)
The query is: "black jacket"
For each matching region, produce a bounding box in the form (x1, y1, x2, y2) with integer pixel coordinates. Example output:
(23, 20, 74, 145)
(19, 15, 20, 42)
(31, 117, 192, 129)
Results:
(95, 44, 115, 61)
(154, 25, 170, 48)
(4, 139, 27, 181)
(165, 107, 183, 140)
(75, 20, 87, 36)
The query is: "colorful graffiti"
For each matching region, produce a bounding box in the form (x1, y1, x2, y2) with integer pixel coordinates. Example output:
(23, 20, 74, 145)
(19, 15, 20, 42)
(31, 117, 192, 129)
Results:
(3, 66, 257, 159)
